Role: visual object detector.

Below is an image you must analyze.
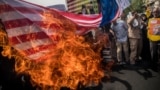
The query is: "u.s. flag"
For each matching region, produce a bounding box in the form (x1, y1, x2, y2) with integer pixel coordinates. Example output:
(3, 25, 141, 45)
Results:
(0, 0, 102, 60)
(0, 0, 130, 61)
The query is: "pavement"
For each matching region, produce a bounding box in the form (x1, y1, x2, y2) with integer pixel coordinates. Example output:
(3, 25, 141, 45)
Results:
(82, 61, 160, 90)
(103, 65, 160, 90)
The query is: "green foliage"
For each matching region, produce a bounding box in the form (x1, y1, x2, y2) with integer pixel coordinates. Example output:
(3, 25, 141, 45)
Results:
(124, 0, 145, 15)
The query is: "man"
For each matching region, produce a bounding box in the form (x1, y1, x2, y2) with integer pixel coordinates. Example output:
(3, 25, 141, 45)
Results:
(127, 11, 142, 65)
(147, 8, 160, 71)
(81, 4, 88, 15)
(111, 16, 129, 65)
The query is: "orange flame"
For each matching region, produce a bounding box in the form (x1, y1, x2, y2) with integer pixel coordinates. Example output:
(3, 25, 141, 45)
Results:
(0, 11, 105, 90)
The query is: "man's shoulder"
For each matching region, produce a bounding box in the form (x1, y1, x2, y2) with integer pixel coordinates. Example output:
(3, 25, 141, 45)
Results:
(117, 20, 126, 23)
(117, 20, 126, 26)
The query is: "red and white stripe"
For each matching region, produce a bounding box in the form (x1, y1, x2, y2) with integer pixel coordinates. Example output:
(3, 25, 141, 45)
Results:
(0, 0, 102, 60)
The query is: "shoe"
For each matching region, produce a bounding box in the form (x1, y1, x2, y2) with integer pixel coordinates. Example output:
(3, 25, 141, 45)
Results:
(138, 56, 142, 60)
(136, 57, 142, 62)
(129, 64, 139, 70)
(117, 61, 127, 66)
(117, 61, 123, 65)
(121, 61, 126, 65)
(125, 61, 130, 65)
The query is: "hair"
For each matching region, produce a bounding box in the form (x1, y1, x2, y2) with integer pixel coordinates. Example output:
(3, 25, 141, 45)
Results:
(140, 14, 147, 21)
(140, 13, 147, 17)
(81, 4, 86, 9)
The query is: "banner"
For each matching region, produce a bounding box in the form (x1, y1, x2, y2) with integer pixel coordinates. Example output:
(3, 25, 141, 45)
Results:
(148, 18, 160, 35)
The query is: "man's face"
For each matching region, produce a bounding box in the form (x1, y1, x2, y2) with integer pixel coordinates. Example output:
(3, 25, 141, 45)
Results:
(133, 12, 139, 18)
(152, 11, 159, 17)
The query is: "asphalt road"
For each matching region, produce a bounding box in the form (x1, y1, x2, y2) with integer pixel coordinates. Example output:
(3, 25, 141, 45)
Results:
(103, 65, 160, 90)
(82, 62, 160, 90)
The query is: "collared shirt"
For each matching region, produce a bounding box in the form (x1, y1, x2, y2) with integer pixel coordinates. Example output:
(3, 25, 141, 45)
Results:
(127, 17, 142, 39)
(111, 19, 128, 42)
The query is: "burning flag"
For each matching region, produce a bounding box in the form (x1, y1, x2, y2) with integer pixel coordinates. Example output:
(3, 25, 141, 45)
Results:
(0, 0, 104, 89)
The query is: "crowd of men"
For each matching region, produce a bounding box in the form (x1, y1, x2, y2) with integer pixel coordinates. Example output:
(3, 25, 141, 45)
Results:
(85, 1, 160, 72)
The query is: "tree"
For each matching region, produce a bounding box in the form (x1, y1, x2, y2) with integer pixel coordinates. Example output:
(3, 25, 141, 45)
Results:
(124, 0, 145, 15)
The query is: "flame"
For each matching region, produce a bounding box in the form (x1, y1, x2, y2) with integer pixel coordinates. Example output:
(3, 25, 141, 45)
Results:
(0, 11, 106, 90)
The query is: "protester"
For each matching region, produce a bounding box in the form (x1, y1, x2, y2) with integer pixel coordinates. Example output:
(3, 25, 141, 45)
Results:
(147, 8, 160, 71)
(81, 4, 88, 15)
(93, 26, 115, 76)
(127, 10, 142, 66)
(88, 1, 95, 14)
(111, 16, 129, 65)
(139, 14, 151, 62)
(102, 23, 117, 61)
